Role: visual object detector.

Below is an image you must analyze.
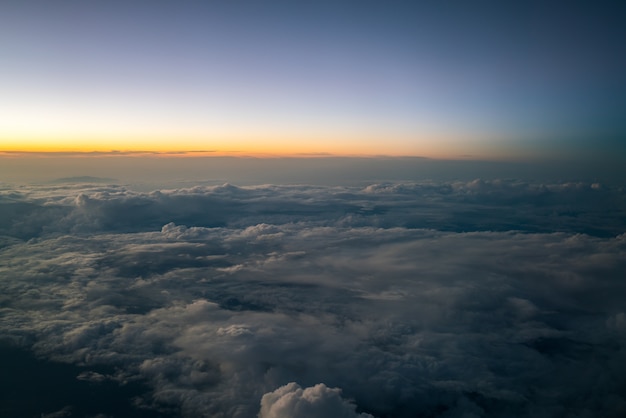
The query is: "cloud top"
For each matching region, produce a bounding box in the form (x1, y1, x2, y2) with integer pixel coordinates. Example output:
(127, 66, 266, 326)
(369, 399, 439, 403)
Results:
(259, 383, 373, 418)
(1, 179, 625, 417)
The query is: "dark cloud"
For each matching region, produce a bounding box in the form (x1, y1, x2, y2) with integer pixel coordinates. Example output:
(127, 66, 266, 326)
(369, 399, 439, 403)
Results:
(0, 180, 625, 417)
(1, 180, 624, 240)
(0, 345, 164, 418)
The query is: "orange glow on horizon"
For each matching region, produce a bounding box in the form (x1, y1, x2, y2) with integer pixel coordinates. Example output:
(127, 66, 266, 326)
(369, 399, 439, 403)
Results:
(0, 130, 521, 160)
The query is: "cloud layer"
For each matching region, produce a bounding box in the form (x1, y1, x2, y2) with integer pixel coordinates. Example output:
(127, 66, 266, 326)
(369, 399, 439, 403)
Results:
(1, 180, 625, 417)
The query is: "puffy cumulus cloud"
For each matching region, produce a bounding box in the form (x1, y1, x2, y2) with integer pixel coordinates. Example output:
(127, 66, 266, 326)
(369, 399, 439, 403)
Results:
(1, 179, 624, 240)
(259, 383, 374, 418)
(0, 180, 625, 417)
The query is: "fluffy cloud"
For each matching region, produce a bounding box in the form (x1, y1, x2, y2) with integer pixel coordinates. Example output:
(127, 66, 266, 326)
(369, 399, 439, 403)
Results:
(1, 179, 624, 240)
(259, 383, 373, 418)
(0, 179, 625, 417)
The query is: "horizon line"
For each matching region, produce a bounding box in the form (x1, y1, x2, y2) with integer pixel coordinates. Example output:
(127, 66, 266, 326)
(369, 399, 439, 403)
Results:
(0, 149, 541, 162)
(0, 149, 441, 159)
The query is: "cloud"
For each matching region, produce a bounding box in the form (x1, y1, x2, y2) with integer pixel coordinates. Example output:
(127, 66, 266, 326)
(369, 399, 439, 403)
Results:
(0, 179, 625, 417)
(259, 383, 374, 418)
(40, 406, 73, 418)
(1, 179, 624, 240)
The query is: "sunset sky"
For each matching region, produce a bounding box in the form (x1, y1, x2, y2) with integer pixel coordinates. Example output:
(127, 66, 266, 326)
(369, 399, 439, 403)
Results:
(2, 0, 624, 158)
(2, 2, 626, 417)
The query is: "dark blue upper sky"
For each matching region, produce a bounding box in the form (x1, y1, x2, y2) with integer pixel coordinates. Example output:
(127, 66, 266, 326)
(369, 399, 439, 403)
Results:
(1, 0, 624, 157)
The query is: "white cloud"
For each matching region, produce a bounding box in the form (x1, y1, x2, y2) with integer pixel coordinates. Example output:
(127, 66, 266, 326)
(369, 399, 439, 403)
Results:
(259, 383, 374, 418)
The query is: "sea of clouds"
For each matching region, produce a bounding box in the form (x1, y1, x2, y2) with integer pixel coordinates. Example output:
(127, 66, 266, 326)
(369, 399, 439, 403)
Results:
(1, 179, 625, 417)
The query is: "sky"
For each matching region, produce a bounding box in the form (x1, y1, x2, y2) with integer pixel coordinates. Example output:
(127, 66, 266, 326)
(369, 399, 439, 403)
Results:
(1, 0, 625, 158)
(1, 2, 626, 418)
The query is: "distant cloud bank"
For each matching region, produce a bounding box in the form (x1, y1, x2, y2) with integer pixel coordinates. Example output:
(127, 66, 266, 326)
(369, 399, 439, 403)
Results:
(0, 180, 625, 417)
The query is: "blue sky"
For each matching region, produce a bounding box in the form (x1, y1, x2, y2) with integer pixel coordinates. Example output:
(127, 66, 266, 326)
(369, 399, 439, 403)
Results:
(1, 0, 624, 157)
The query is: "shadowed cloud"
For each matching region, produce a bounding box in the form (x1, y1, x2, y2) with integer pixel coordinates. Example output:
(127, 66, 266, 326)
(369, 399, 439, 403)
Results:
(0, 179, 625, 417)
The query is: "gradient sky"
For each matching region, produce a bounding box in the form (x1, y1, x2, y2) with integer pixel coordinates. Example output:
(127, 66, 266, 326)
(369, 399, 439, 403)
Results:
(1, 0, 625, 158)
